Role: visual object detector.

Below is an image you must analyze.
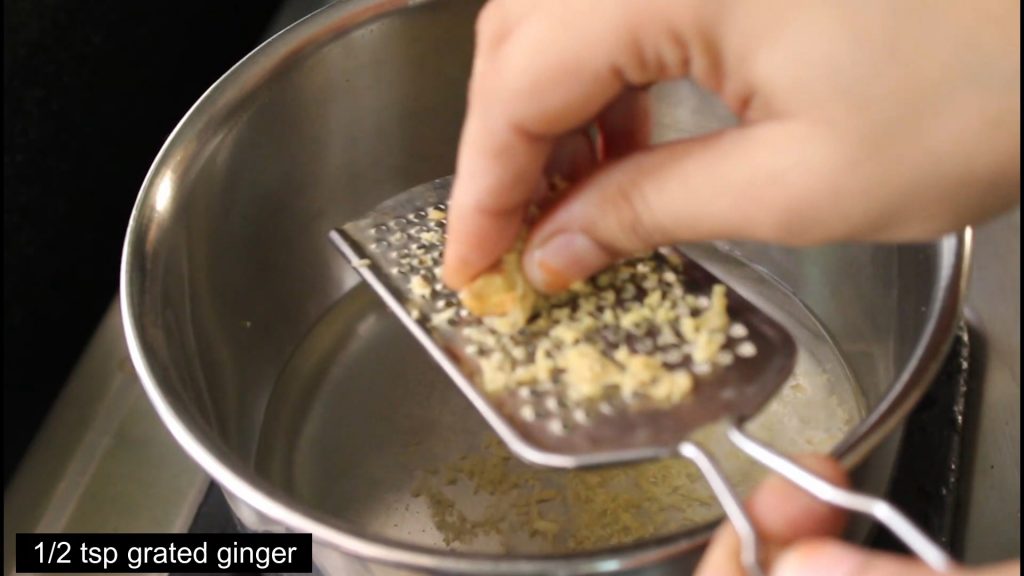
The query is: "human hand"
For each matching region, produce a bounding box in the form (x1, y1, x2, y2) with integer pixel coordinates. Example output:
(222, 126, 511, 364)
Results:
(694, 455, 1021, 576)
(442, 0, 1020, 292)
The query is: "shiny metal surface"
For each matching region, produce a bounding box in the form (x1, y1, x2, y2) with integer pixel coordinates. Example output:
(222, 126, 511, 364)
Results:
(678, 441, 764, 576)
(120, 0, 970, 573)
(3, 302, 208, 576)
(962, 208, 1020, 563)
(331, 178, 805, 467)
(729, 426, 952, 573)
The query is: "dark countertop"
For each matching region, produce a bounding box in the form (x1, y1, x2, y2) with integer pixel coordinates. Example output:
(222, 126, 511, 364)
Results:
(3, 0, 283, 484)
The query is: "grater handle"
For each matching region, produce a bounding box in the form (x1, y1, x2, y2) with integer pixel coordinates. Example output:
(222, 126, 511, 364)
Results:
(727, 424, 955, 573)
(678, 441, 765, 576)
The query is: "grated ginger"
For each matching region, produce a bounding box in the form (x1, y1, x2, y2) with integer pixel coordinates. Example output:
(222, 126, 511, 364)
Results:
(560, 344, 622, 401)
(411, 436, 722, 552)
(447, 248, 730, 406)
(680, 284, 730, 363)
(396, 207, 740, 410)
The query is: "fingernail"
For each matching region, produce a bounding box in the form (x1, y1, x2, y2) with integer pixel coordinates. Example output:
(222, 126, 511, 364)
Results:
(771, 542, 866, 576)
(525, 232, 609, 292)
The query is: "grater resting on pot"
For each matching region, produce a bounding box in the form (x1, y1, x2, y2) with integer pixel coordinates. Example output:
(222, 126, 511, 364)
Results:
(329, 176, 952, 575)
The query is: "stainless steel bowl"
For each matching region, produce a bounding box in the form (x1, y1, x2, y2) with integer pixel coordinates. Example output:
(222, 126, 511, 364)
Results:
(120, 0, 970, 573)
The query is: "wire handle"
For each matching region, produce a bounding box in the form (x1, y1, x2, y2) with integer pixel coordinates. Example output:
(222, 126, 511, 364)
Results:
(726, 424, 954, 573)
(678, 441, 765, 576)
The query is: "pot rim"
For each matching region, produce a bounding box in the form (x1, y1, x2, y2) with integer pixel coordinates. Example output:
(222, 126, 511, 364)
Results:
(119, 0, 973, 573)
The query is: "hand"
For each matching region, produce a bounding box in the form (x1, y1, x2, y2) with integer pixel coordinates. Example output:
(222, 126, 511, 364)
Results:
(442, 0, 1020, 292)
(695, 455, 1021, 576)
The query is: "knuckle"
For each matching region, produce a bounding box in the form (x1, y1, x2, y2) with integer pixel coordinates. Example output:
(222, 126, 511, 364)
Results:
(470, 0, 524, 98)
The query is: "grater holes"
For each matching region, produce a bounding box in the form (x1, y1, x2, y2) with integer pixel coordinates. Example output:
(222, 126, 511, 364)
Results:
(633, 336, 656, 354)
(518, 403, 537, 422)
(355, 198, 773, 439)
(542, 395, 560, 413)
(728, 322, 749, 339)
(735, 341, 758, 358)
(715, 350, 735, 366)
(658, 347, 685, 365)
(545, 418, 567, 436)
(571, 407, 591, 426)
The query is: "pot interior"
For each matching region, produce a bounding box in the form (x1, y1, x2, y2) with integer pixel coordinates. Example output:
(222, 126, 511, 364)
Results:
(253, 240, 866, 553)
(123, 0, 962, 564)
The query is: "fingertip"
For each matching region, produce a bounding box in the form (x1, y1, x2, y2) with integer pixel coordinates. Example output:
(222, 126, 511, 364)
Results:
(440, 220, 499, 290)
(441, 254, 471, 290)
(694, 521, 745, 576)
(746, 454, 849, 542)
(441, 192, 526, 290)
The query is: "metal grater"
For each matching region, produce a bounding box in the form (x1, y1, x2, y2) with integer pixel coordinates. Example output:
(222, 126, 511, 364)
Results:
(329, 176, 953, 575)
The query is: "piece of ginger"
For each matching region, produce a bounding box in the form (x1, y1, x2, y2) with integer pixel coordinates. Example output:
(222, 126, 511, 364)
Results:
(458, 245, 536, 332)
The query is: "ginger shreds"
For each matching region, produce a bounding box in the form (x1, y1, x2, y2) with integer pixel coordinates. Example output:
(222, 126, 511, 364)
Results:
(396, 202, 737, 409)
(410, 248, 732, 404)
(560, 344, 622, 401)
(411, 436, 720, 552)
(681, 284, 730, 364)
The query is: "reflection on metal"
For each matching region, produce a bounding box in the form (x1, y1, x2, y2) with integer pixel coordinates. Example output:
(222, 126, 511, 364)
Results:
(2, 301, 208, 576)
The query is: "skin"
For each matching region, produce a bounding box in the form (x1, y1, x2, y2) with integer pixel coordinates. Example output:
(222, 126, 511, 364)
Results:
(696, 456, 1021, 576)
(442, 0, 1020, 293)
(440, 0, 1020, 572)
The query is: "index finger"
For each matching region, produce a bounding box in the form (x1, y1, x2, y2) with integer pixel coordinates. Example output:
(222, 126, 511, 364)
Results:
(442, 0, 700, 288)
(695, 455, 849, 576)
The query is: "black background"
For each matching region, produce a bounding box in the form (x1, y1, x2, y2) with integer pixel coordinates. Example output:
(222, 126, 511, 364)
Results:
(4, 0, 284, 485)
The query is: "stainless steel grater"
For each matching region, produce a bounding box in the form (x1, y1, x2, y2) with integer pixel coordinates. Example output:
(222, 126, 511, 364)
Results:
(328, 176, 953, 575)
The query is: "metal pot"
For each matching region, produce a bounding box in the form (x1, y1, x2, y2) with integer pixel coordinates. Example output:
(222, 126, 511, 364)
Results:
(120, 0, 969, 573)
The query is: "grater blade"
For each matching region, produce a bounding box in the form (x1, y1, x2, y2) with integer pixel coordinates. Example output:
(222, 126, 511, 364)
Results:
(329, 176, 797, 469)
(329, 177, 953, 576)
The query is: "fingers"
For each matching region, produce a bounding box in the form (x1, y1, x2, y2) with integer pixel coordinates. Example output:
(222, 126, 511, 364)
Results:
(746, 456, 849, 541)
(442, 0, 705, 288)
(522, 120, 843, 292)
(776, 544, 1022, 576)
(695, 455, 849, 576)
(773, 540, 1006, 576)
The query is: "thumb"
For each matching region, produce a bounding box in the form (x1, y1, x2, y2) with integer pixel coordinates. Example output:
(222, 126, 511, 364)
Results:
(771, 540, 954, 576)
(522, 121, 845, 293)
